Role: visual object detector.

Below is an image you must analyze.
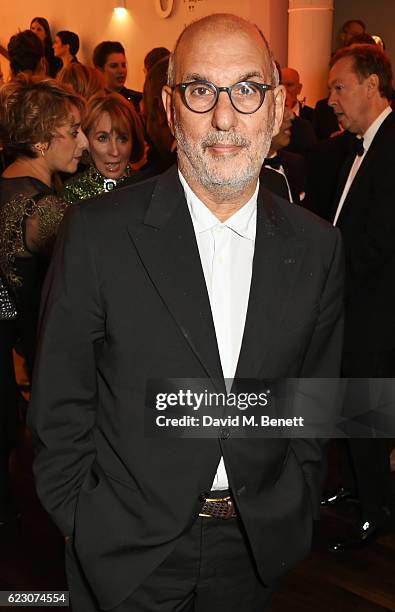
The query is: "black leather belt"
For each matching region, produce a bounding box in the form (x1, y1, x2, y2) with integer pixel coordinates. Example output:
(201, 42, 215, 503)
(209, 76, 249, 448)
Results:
(199, 492, 237, 519)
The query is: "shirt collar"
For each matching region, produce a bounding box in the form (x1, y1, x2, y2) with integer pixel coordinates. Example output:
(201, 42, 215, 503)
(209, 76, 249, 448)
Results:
(178, 170, 258, 241)
(362, 106, 392, 152)
(292, 101, 300, 116)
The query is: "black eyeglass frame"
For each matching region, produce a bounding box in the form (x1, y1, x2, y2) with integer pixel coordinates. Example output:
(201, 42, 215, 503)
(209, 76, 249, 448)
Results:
(172, 80, 275, 114)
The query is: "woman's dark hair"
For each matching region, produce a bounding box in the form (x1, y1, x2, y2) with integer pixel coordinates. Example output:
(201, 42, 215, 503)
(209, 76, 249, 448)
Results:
(8, 30, 44, 76)
(0, 74, 85, 158)
(144, 47, 170, 72)
(30, 17, 52, 55)
(57, 31, 80, 57)
(144, 56, 169, 121)
(93, 41, 125, 69)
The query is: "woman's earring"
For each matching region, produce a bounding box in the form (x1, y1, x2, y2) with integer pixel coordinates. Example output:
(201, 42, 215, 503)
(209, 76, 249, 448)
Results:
(34, 144, 46, 157)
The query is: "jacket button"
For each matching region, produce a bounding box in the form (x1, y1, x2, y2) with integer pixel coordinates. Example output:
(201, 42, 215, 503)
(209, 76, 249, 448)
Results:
(220, 428, 230, 439)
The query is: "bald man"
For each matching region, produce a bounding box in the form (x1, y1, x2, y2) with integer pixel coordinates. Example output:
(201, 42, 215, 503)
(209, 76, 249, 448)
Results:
(281, 66, 314, 121)
(29, 13, 343, 612)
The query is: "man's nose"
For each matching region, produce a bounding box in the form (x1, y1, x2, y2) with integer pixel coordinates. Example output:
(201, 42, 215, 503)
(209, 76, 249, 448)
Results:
(211, 91, 238, 131)
(328, 90, 336, 106)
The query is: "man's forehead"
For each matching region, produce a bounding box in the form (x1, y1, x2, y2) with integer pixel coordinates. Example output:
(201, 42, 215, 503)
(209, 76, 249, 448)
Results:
(346, 22, 364, 33)
(329, 56, 355, 80)
(176, 26, 270, 81)
(282, 69, 299, 84)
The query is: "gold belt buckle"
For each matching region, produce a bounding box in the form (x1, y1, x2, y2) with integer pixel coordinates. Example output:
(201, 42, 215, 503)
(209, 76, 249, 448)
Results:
(199, 495, 234, 518)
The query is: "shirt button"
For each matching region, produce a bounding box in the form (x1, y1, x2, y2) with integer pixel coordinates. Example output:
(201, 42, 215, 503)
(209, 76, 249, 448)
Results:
(220, 428, 230, 439)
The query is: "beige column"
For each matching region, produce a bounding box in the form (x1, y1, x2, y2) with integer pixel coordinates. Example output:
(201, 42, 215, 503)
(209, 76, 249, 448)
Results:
(288, 0, 334, 106)
(249, 0, 289, 67)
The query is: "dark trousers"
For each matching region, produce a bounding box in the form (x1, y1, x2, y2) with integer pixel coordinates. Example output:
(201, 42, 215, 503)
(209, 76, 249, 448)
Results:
(341, 350, 394, 518)
(67, 516, 275, 612)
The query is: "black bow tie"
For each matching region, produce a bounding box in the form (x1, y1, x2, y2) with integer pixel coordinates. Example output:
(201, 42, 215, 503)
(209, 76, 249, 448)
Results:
(264, 155, 282, 169)
(353, 136, 365, 156)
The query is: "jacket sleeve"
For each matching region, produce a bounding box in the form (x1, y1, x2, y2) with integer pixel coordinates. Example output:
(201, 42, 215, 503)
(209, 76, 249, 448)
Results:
(28, 204, 104, 536)
(291, 228, 344, 518)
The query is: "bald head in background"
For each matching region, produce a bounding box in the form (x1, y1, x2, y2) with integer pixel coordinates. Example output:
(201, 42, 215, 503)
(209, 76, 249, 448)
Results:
(281, 67, 303, 108)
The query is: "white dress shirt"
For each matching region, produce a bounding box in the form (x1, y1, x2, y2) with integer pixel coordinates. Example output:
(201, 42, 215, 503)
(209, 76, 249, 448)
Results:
(179, 170, 258, 490)
(333, 106, 392, 226)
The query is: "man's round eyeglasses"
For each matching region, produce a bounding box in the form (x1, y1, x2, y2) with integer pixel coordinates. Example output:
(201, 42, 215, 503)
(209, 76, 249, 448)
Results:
(172, 80, 275, 114)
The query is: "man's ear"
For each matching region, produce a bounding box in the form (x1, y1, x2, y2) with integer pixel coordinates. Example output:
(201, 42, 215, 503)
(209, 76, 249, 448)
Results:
(271, 84, 285, 138)
(366, 73, 379, 97)
(297, 82, 303, 95)
(161, 85, 175, 136)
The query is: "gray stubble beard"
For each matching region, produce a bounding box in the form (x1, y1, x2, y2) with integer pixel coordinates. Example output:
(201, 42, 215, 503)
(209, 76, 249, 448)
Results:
(173, 106, 275, 200)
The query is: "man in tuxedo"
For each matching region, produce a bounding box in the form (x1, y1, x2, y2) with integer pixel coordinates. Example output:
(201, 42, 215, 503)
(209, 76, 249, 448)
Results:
(262, 104, 307, 204)
(281, 67, 314, 121)
(29, 13, 344, 612)
(312, 31, 376, 141)
(324, 43, 394, 551)
(338, 19, 366, 48)
(279, 69, 316, 159)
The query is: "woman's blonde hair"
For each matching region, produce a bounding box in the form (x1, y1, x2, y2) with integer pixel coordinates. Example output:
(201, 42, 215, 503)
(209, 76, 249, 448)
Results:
(57, 63, 105, 100)
(0, 74, 85, 158)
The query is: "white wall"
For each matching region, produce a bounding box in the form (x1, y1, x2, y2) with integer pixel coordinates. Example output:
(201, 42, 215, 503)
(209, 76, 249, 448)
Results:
(0, 0, 288, 90)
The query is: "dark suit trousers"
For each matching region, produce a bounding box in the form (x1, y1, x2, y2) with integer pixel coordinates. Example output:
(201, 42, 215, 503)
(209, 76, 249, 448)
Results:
(341, 350, 394, 518)
(67, 515, 275, 612)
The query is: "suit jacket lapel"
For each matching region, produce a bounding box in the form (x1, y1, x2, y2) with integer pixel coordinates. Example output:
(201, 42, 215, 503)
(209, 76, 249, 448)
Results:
(333, 111, 395, 222)
(235, 188, 306, 379)
(342, 110, 394, 205)
(127, 166, 223, 385)
(127, 170, 307, 383)
(331, 143, 355, 220)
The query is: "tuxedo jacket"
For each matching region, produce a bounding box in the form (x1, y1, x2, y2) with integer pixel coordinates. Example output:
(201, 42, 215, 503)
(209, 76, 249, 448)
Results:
(304, 131, 354, 220)
(283, 115, 317, 158)
(280, 150, 307, 204)
(312, 98, 339, 140)
(261, 150, 307, 205)
(29, 165, 343, 610)
(331, 110, 395, 353)
(299, 102, 314, 122)
(259, 150, 307, 204)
